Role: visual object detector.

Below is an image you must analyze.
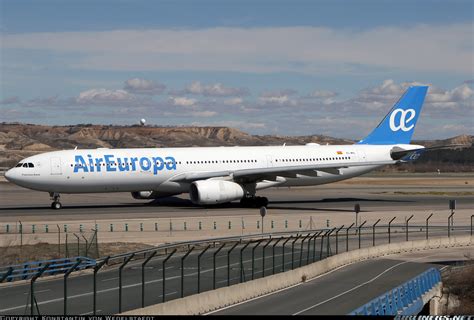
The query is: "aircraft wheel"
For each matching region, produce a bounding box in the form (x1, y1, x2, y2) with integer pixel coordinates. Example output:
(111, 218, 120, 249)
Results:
(52, 201, 62, 210)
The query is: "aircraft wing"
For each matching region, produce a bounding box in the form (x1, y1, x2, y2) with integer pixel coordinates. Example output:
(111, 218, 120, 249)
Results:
(169, 160, 397, 184)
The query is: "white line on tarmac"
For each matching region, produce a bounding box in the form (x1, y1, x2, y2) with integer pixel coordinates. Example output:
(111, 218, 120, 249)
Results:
(0, 252, 294, 313)
(101, 277, 119, 282)
(23, 289, 50, 295)
(292, 253, 440, 315)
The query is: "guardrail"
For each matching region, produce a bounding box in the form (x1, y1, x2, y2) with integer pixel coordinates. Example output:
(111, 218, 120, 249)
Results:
(0, 223, 471, 315)
(350, 268, 442, 315)
(0, 256, 96, 282)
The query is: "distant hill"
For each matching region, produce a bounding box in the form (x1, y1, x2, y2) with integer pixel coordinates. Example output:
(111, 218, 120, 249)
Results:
(0, 123, 472, 172)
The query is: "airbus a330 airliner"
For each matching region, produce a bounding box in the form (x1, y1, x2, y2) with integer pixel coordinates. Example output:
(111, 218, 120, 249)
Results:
(6, 86, 430, 209)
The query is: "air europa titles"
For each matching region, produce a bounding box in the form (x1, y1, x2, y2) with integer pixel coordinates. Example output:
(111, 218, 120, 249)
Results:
(73, 154, 177, 175)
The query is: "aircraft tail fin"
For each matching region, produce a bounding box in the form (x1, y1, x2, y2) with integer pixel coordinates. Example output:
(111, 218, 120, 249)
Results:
(357, 86, 429, 145)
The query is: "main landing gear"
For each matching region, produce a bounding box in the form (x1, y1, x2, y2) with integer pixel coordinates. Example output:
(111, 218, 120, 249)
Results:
(49, 192, 62, 210)
(240, 196, 268, 208)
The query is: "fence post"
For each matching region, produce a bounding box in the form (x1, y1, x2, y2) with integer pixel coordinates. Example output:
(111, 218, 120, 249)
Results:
(282, 237, 292, 272)
(119, 254, 135, 313)
(358, 221, 367, 249)
(388, 217, 396, 244)
(372, 219, 381, 246)
(251, 240, 263, 280)
(181, 246, 195, 298)
(64, 259, 82, 315)
(213, 243, 226, 289)
(448, 212, 455, 238)
(141, 251, 157, 308)
(198, 245, 211, 293)
(227, 242, 239, 287)
(312, 230, 323, 262)
(272, 237, 283, 275)
(57, 224, 61, 255)
(471, 215, 474, 236)
(30, 263, 50, 315)
(73, 233, 80, 256)
(345, 223, 354, 252)
(299, 234, 310, 267)
(326, 228, 336, 257)
(162, 249, 177, 303)
(93, 256, 109, 315)
(82, 235, 88, 256)
(291, 235, 300, 270)
(335, 225, 345, 254)
(262, 238, 273, 278)
(425, 213, 434, 240)
(406, 215, 414, 241)
(239, 242, 251, 283)
(320, 230, 328, 260)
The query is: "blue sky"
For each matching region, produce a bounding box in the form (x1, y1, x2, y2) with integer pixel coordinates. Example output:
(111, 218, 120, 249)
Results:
(1, 0, 473, 139)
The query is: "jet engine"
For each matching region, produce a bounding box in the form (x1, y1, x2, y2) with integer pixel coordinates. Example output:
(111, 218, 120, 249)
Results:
(190, 180, 244, 205)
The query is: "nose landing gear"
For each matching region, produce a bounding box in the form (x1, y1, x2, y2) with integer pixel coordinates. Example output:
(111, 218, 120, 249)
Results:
(49, 192, 62, 209)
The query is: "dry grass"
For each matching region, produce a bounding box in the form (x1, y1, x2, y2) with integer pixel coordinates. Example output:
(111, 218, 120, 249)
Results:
(0, 242, 154, 266)
(443, 263, 474, 315)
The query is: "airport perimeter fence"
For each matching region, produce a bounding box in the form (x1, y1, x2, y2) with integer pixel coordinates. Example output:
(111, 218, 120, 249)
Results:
(0, 221, 473, 315)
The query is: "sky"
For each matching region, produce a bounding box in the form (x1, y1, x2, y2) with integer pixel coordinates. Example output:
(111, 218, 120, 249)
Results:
(1, 0, 473, 140)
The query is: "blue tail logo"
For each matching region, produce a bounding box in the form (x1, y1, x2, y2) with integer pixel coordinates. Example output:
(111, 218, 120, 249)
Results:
(357, 86, 428, 145)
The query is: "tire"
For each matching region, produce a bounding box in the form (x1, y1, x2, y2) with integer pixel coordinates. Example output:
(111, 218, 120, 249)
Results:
(52, 201, 62, 210)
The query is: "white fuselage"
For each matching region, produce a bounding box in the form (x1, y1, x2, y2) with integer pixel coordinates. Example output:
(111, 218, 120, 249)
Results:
(5, 144, 416, 195)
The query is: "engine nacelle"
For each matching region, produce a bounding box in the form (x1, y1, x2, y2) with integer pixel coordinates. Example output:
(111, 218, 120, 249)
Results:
(190, 180, 244, 205)
(131, 191, 178, 199)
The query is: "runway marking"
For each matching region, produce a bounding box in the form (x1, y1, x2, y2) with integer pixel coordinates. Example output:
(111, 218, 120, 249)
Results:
(0, 253, 295, 313)
(101, 277, 119, 282)
(80, 309, 101, 315)
(206, 253, 439, 315)
(292, 254, 438, 315)
(23, 289, 50, 295)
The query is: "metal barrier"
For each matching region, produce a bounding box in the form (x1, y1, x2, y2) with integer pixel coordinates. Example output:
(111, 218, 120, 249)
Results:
(350, 268, 442, 315)
(0, 219, 471, 315)
(0, 256, 96, 282)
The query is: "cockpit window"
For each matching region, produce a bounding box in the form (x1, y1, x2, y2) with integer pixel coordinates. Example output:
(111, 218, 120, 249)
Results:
(28, 163, 34, 168)
(16, 163, 23, 167)
(23, 163, 28, 168)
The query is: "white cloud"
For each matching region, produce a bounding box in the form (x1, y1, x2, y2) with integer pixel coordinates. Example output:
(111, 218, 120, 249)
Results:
(76, 89, 136, 104)
(259, 89, 298, 106)
(184, 81, 248, 97)
(4, 24, 471, 74)
(124, 78, 166, 95)
(223, 97, 243, 106)
(169, 96, 196, 107)
(309, 90, 338, 99)
(191, 111, 217, 117)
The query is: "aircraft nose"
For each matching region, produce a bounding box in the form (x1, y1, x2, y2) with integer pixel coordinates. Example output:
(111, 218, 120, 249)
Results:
(4, 168, 13, 182)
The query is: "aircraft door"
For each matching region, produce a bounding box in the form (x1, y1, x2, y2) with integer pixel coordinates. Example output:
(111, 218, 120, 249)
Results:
(50, 157, 62, 175)
(266, 155, 274, 168)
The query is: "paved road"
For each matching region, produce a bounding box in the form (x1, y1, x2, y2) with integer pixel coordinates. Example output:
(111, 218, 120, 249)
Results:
(212, 258, 439, 315)
(1, 230, 471, 316)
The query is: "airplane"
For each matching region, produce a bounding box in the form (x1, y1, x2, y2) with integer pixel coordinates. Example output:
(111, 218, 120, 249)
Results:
(6, 86, 431, 210)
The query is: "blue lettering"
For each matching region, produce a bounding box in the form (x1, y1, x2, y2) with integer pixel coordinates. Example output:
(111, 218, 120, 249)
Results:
(165, 156, 177, 170)
(153, 157, 164, 174)
(95, 158, 103, 172)
(117, 157, 130, 171)
(104, 154, 116, 172)
(74, 155, 89, 173)
(73, 154, 178, 175)
(139, 157, 151, 171)
(130, 157, 138, 171)
(87, 154, 94, 172)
